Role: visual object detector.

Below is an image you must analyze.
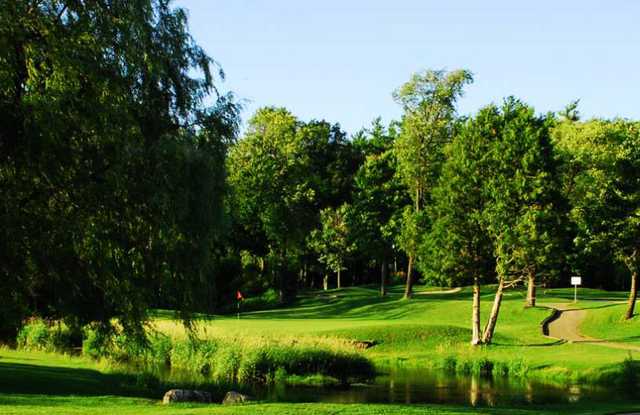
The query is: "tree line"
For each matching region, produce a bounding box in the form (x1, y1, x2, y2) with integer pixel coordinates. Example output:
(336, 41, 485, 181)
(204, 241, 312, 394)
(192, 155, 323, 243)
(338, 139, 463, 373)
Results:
(2, 1, 639, 346)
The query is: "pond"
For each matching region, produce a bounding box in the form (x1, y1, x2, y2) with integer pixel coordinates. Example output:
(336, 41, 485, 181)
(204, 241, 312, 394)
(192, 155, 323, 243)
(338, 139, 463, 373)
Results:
(250, 367, 636, 407)
(145, 364, 637, 407)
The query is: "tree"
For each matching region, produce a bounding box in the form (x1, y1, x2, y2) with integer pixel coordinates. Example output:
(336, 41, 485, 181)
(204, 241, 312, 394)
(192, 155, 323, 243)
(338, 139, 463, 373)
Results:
(297, 120, 361, 289)
(425, 99, 562, 345)
(308, 205, 356, 289)
(393, 69, 473, 298)
(554, 120, 640, 319)
(422, 111, 496, 345)
(227, 107, 314, 302)
(0, 0, 239, 339)
(479, 98, 561, 343)
(350, 119, 407, 295)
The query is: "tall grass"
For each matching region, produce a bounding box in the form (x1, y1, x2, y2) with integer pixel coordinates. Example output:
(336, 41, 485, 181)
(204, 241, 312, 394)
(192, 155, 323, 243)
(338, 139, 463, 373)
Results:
(163, 335, 375, 384)
(17, 319, 375, 385)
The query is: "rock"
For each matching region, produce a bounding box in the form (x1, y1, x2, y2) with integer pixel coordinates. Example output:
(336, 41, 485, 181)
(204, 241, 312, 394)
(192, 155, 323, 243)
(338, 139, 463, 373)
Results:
(222, 391, 253, 405)
(351, 339, 377, 349)
(162, 389, 212, 404)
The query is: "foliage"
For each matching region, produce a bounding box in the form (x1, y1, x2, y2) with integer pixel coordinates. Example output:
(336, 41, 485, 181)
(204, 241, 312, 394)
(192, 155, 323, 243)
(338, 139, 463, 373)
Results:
(16, 319, 75, 352)
(350, 121, 406, 259)
(554, 120, 640, 293)
(0, 0, 239, 340)
(421, 107, 496, 287)
(393, 69, 473, 295)
(308, 204, 356, 280)
(227, 107, 314, 300)
(393, 69, 474, 207)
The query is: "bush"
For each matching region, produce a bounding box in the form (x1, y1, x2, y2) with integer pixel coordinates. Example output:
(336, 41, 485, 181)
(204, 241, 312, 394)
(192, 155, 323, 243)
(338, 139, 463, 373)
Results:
(17, 319, 74, 352)
(82, 327, 106, 359)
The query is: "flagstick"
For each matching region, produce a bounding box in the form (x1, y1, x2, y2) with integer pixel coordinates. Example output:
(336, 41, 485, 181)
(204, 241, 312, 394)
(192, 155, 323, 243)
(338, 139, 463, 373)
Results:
(237, 299, 240, 320)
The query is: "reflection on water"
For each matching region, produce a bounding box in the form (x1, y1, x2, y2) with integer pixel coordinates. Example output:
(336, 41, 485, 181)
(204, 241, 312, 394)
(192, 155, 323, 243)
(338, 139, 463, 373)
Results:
(251, 367, 637, 406)
(136, 362, 638, 407)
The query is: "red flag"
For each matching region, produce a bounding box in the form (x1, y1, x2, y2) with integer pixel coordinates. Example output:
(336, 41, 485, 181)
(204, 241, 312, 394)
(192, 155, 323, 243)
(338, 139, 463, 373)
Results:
(236, 290, 244, 301)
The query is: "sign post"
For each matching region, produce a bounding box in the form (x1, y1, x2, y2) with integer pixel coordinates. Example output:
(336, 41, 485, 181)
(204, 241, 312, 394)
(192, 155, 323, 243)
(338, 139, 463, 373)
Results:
(571, 276, 582, 303)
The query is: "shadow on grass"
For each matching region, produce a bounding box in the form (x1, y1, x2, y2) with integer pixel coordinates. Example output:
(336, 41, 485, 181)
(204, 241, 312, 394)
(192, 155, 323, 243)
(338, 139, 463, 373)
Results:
(234, 287, 475, 320)
(0, 361, 153, 398)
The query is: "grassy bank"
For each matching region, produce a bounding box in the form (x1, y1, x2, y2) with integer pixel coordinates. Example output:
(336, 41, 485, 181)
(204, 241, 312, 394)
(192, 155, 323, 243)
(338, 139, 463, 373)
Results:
(150, 285, 638, 384)
(4, 285, 640, 414)
(1, 349, 639, 415)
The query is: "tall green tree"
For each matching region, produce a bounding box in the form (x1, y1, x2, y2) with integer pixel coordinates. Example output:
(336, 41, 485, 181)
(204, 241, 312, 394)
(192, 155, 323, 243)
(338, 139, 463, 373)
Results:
(423, 109, 496, 345)
(554, 120, 640, 319)
(0, 0, 238, 338)
(227, 107, 314, 302)
(480, 99, 561, 344)
(393, 69, 473, 298)
(425, 99, 562, 345)
(350, 119, 407, 295)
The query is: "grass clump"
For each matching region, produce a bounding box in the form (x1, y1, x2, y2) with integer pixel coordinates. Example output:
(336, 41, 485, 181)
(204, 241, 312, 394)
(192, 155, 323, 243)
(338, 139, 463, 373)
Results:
(16, 319, 76, 352)
(435, 354, 529, 378)
(166, 335, 375, 384)
(78, 326, 376, 385)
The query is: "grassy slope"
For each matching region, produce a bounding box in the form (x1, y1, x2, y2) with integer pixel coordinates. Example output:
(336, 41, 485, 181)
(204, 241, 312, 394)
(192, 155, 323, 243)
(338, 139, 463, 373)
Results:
(1, 343, 638, 414)
(154, 285, 635, 379)
(581, 302, 640, 346)
(3, 285, 640, 414)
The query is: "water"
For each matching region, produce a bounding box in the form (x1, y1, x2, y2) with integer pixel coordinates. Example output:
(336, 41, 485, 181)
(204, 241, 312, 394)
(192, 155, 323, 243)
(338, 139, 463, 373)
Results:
(143, 364, 638, 407)
(251, 368, 637, 406)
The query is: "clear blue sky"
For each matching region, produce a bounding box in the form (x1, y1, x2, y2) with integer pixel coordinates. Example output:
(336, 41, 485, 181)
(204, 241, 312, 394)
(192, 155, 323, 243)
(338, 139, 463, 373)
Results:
(175, 0, 640, 135)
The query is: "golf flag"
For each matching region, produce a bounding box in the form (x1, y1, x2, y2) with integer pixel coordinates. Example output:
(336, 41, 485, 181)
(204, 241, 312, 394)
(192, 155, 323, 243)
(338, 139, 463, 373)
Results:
(236, 290, 244, 301)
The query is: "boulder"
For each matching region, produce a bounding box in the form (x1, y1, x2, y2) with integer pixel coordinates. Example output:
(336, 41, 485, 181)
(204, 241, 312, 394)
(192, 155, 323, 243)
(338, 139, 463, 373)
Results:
(350, 339, 377, 350)
(162, 389, 212, 404)
(222, 391, 253, 405)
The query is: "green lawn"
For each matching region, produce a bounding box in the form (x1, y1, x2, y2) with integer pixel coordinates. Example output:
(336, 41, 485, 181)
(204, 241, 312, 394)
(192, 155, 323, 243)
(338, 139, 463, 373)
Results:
(153, 285, 638, 379)
(581, 302, 640, 345)
(3, 285, 640, 414)
(1, 348, 639, 414)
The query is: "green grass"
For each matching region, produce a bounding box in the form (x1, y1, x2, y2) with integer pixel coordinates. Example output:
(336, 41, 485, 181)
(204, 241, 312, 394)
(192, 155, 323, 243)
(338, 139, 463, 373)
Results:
(581, 302, 640, 345)
(1, 349, 639, 414)
(151, 285, 640, 381)
(4, 285, 640, 414)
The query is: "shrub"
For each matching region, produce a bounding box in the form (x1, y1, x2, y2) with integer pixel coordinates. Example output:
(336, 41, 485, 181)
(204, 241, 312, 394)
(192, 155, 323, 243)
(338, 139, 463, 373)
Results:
(17, 319, 74, 352)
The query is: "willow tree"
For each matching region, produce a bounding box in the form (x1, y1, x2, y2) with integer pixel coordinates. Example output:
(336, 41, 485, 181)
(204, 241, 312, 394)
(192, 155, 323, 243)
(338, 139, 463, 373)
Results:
(0, 0, 238, 338)
(393, 69, 473, 298)
(554, 120, 640, 320)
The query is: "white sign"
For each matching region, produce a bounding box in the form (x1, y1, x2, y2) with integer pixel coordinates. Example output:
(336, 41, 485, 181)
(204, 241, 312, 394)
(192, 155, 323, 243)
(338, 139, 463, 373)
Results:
(571, 277, 582, 286)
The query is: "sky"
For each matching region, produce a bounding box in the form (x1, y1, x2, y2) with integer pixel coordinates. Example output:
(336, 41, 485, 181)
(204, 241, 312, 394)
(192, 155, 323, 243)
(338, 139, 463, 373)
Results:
(175, 0, 640, 135)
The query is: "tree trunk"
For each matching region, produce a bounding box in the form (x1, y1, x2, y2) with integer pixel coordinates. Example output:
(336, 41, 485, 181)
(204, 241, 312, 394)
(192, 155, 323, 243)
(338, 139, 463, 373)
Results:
(381, 259, 387, 296)
(482, 277, 505, 344)
(403, 255, 414, 299)
(525, 271, 536, 308)
(337, 268, 341, 289)
(625, 271, 637, 320)
(471, 277, 482, 345)
(323, 273, 328, 291)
